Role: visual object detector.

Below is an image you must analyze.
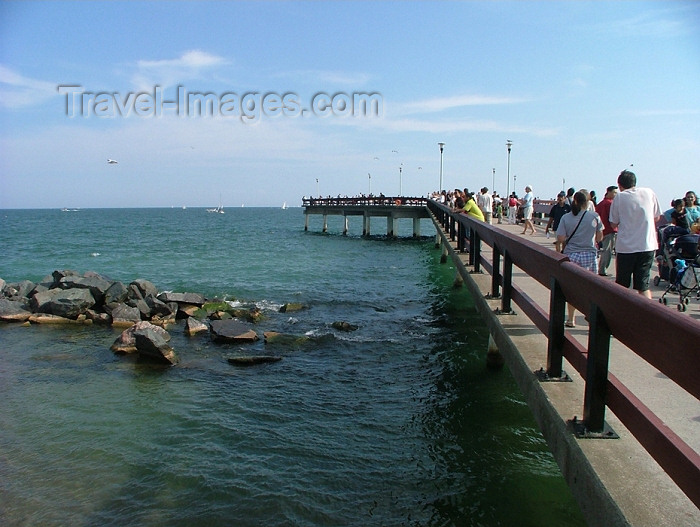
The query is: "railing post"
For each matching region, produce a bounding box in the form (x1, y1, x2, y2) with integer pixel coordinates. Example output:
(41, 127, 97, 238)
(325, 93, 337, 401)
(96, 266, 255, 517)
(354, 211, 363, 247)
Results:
(575, 302, 617, 438)
(542, 277, 567, 379)
(472, 229, 481, 273)
(497, 250, 514, 314)
(489, 244, 501, 298)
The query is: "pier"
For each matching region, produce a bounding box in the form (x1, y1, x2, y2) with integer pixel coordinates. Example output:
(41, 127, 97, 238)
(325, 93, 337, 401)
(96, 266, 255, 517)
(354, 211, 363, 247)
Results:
(302, 196, 430, 237)
(303, 197, 700, 527)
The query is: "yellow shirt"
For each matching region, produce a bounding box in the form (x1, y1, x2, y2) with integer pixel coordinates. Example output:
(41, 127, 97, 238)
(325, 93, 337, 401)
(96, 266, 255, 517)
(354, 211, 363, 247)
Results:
(463, 199, 485, 221)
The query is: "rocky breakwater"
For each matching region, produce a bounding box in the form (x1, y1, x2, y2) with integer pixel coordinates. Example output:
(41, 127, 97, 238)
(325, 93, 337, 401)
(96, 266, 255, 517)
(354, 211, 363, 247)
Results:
(1, 270, 358, 367)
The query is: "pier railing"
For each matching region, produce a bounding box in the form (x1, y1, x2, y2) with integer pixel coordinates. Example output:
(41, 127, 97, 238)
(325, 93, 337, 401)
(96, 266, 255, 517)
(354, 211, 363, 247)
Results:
(428, 199, 700, 509)
(302, 196, 428, 207)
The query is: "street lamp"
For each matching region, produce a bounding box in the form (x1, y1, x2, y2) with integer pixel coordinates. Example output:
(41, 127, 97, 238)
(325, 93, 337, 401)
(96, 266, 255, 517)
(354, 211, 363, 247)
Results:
(492, 168, 495, 193)
(438, 142, 445, 192)
(399, 164, 403, 196)
(316, 178, 319, 197)
(505, 140, 513, 197)
(368, 173, 372, 195)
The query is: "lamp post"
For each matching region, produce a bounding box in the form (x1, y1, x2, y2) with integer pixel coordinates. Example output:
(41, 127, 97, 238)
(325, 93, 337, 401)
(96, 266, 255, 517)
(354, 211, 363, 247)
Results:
(316, 178, 319, 197)
(368, 173, 372, 195)
(505, 140, 513, 197)
(399, 164, 403, 196)
(492, 168, 495, 193)
(438, 142, 445, 192)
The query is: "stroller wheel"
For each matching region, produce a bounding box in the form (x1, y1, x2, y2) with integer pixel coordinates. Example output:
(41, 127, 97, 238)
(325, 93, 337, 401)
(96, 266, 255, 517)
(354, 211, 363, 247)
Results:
(678, 303, 687, 312)
(685, 298, 690, 305)
(662, 297, 668, 305)
(653, 275, 660, 286)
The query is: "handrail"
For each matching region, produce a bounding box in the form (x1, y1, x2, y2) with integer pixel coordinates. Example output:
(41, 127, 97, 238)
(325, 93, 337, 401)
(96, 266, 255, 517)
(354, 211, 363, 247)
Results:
(427, 199, 700, 508)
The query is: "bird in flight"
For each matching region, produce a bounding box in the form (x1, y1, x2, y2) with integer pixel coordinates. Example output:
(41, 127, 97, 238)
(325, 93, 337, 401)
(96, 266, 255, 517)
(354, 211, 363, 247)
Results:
(107, 159, 118, 164)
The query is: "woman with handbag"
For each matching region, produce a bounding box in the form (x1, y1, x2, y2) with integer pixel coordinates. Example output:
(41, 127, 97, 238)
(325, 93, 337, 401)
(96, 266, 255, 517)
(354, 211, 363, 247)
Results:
(556, 190, 604, 327)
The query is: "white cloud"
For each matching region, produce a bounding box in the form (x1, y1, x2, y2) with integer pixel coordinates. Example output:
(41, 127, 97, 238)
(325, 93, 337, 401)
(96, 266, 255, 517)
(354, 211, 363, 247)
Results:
(0, 65, 57, 109)
(131, 50, 228, 90)
(394, 94, 530, 116)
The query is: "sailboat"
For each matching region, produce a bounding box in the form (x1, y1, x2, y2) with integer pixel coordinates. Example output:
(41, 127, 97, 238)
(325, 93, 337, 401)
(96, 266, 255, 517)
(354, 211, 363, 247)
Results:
(207, 195, 225, 214)
(282, 201, 288, 210)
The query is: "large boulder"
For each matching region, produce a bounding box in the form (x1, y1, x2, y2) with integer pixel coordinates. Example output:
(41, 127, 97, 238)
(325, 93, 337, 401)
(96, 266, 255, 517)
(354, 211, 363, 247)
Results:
(104, 281, 128, 305)
(210, 319, 259, 343)
(110, 303, 142, 327)
(0, 298, 32, 322)
(133, 323, 178, 365)
(184, 317, 209, 336)
(3, 280, 36, 299)
(111, 320, 171, 354)
(130, 279, 159, 299)
(30, 288, 95, 318)
(157, 291, 206, 306)
(59, 274, 113, 305)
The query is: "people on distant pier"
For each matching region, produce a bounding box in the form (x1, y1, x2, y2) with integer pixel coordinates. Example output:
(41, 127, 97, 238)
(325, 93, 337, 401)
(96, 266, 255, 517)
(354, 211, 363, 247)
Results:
(556, 189, 603, 327)
(609, 170, 661, 299)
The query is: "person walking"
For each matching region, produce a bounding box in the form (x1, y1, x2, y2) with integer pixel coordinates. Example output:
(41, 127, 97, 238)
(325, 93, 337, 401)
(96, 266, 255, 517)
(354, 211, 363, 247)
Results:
(595, 185, 618, 276)
(520, 185, 536, 235)
(508, 193, 518, 225)
(556, 190, 604, 327)
(545, 191, 571, 252)
(477, 187, 493, 224)
(609, 170, 661, 299)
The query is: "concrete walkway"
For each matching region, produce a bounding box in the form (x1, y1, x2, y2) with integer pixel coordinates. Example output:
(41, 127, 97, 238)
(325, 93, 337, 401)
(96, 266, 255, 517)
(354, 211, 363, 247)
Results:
(435, 218, 700, 527)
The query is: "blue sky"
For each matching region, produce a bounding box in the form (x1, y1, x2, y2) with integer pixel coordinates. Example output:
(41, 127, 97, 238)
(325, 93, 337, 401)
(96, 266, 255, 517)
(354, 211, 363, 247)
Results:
(1, 1, 698, 209)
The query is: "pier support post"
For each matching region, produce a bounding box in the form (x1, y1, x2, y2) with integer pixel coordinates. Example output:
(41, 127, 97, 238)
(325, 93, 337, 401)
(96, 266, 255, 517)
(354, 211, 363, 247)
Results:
(304, 213, 309, 231)
(343, 215, 348, 236)
(388, 216, 397, 238)
(413, 217, 421, 238)
(363, 214, 370, 236)
(323, 214, 328, 233)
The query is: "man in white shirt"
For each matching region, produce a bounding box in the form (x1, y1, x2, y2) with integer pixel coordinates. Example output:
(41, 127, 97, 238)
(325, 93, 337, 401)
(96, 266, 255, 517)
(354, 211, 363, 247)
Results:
(476, 187, 493, 224)
(609, 170, 661, 299)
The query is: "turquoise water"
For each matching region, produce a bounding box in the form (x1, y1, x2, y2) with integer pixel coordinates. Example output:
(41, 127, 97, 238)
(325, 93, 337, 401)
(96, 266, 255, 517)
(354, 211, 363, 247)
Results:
(0, 208, 585, 526)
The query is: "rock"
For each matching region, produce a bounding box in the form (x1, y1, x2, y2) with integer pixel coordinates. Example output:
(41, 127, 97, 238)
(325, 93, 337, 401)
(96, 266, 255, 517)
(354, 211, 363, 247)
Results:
(0, 298, 32, 322)
(331, 321, 359, 332)
(110, 303, 142, 327)
(130, 279, 158, 299)
(150, 313, 177, 328)
(184, 317, 209, 336)
(133, 323, 178, 365)
(51, 269, 80, 287)
(104, 281, 128, 305)
(28, 313, 91, 325)
(279, 302, 305, 313)
(0, 278, 5, 294)
(157, 291, 206, 306)
(3, 280, 36, 299)
(111, 320, 171, 354)
(86, 309, 111, 324)
(145, 294, 173, 317)
(177, 303, 201, 318)
(210, 319, 259, 343)
(59, 274, 112, 304)
(263, 331, 310, 347)
(30, 288, 95, 318)
(227, 356, 282, 366)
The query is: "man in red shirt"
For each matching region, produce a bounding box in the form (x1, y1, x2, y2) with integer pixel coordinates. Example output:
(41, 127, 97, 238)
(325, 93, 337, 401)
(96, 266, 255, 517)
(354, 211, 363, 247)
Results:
(595, 185, 618, 276)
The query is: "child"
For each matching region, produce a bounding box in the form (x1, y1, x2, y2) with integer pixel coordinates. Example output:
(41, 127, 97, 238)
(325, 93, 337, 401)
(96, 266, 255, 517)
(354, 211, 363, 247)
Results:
(671, 199, 691, 231)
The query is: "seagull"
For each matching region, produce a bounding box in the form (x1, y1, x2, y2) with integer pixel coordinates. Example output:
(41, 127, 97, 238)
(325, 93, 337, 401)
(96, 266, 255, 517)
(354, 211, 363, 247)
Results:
(107, 159, 118, 164)
(391, 150, 398, 153)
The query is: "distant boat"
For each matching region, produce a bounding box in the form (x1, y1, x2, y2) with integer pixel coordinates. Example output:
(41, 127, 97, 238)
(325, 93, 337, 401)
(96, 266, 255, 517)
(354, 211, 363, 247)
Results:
(282, 202, 288, 209)
(207, 195, 225, 214)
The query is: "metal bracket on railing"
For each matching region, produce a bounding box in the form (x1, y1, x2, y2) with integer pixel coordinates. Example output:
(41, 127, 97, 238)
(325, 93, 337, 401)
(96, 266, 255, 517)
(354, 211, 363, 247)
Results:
(569, 416, 619, 439)
(493, 307, 516, 315)
(484, 292, 501, 300)
(534, 367, 572, 383)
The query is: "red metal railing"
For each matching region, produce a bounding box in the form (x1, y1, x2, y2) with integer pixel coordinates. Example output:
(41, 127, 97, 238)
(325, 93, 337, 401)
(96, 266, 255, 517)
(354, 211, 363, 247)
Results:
(428, 199, 700, 508)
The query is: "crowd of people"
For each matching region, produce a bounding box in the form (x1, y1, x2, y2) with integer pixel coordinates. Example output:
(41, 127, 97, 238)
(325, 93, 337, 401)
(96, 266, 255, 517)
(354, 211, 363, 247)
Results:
(432, 173, 699, 320)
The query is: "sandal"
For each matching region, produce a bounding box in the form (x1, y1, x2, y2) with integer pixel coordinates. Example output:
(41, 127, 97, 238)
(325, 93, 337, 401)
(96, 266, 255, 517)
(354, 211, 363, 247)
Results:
(565, 321, 576, 328)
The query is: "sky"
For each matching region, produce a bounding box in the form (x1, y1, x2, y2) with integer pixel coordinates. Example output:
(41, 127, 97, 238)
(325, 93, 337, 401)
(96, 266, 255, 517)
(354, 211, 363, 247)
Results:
(0, 1, 698, 209)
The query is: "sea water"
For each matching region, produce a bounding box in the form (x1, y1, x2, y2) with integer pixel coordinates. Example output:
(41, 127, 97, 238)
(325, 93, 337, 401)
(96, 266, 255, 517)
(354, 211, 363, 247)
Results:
(0, 208, 585, 526)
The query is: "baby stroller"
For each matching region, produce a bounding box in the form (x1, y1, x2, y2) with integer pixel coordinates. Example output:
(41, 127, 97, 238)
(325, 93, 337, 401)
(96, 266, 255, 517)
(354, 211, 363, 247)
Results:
(654, 225, 692, 286)
(658, 234, 700, 312)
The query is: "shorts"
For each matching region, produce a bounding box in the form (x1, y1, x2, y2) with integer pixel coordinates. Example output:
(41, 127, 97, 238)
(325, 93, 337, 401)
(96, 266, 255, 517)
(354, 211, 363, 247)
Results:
(615, 251, 655, 291)
(522, 206, 533, 220)
(567, 251, 598, 273)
